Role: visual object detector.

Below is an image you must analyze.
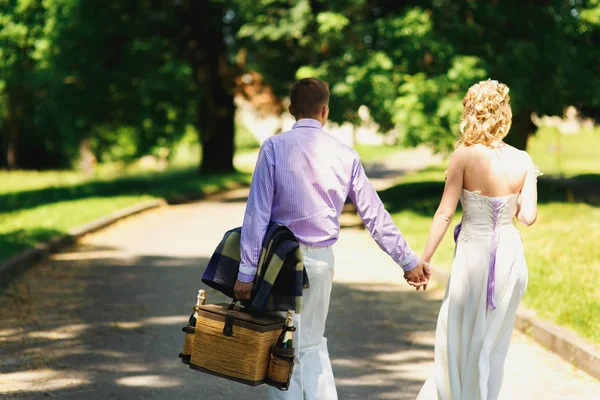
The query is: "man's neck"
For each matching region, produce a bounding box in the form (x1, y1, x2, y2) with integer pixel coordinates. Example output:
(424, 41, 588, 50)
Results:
(296, 116, 325, 126)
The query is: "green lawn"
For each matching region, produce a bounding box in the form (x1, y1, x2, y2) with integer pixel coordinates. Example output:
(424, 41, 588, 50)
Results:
(527, 126, 600, 177)
(0, 166, 251, 262)
(354, 143, 405, 164)
(381, 127, 600, 344)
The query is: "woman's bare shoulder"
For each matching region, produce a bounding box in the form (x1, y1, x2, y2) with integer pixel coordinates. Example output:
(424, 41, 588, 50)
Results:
(451, 144, 475, 159)
(504, 145, 533, 165)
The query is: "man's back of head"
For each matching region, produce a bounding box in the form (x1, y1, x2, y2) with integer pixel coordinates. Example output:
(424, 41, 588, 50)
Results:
(289, 78, 330, 122)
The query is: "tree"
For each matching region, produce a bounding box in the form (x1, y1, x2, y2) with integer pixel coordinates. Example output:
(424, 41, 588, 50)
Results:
(0, 0, 237, 172)
(170, 0, 238, 174)
(0, 0, 48, 168)
(234, 0, 600, 151)
(48, 0, 195, 166)
(3, 1, 599, 171)
(51, 0, 240, 173)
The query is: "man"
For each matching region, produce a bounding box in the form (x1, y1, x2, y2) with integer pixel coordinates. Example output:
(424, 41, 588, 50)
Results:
(234, 78, 430, 399)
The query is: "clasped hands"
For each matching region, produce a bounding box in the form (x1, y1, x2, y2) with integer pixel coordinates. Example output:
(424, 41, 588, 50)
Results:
(235, 259, 432, 298)
(404, 259, 432, 291)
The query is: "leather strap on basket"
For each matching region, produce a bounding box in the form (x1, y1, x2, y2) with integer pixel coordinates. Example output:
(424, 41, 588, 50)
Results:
(223, 299, 237, 336)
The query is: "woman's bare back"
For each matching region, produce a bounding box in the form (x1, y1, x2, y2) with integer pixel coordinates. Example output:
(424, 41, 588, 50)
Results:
(461, 143, 530, 197)
(455, 143, 538, 226)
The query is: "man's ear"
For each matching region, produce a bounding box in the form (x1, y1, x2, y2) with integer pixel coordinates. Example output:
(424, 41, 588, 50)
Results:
(288, 104, 294, 117)
(321, 104, 328, 119)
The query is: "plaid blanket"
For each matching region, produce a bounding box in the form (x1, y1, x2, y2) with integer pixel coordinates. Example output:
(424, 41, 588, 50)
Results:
(201, 222, 309, 313)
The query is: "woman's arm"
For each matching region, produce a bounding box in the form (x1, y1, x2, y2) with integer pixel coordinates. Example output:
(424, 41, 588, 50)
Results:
(421, 149, 465, 263)
(516, 152, 538, 226)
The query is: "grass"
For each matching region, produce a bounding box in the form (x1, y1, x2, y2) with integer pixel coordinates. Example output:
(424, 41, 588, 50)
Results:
(354, 144, 405, 165)
(381, 127, 600, 344)
(0, 165, 251, 262)
(0, 121, 261, 263)
(527, 126, 600, 177)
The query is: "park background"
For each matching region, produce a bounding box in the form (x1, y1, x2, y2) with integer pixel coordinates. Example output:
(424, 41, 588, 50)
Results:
(1, 0, 599, 395)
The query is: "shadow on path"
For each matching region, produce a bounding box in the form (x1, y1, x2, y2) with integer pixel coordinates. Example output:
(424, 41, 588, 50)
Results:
(0, 244, 440, 399)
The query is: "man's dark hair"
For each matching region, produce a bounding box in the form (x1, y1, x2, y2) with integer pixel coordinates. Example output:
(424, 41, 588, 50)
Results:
(289, 78, 330, 117)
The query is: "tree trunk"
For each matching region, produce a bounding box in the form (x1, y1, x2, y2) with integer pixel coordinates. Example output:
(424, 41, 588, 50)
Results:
(197, 88, 235, 174)
(505, 109, 535, 150)
(4, 89, 22, 170)
(176, 0, 237, 174)
(195, 48, 236, 174)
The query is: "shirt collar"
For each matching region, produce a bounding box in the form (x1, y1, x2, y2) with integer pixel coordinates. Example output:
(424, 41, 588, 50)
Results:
(292, 118, 323, 130)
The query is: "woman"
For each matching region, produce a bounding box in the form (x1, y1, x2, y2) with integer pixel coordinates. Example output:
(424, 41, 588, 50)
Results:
(416, 80, 538, 400)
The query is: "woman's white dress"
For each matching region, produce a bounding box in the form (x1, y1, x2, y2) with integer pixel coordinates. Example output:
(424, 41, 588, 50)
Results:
(417, 189, 528, 400)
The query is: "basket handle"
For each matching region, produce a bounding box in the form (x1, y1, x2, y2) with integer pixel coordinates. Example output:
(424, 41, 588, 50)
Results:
(227, 299, 238, 310)
(222, 299, 238, 337)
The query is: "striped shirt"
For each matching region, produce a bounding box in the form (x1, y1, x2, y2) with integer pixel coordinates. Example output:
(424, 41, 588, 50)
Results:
(238, 118, 419, 282)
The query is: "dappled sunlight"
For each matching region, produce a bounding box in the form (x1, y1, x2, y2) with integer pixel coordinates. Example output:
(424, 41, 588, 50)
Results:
(115, 375, 183, 388)
(0, 369, 90, 393)
(325, 280, 441, 397)
(140, 315, 187, 326)
(26, 323, 90, 340)
(1, 316, 187, 345)
(403, 331, 436, 348)
(52, 250, 124, 261)
(107, 315, 187, 330)
(92, 363, 150, 373)
(86, 349, 129, 359)
(336, 368, 425, 387)
(375, 348, 433, 363)
(111, 321, 143, 330)
(0, 324, 90, 343)
(26, 330, 80, 341)
(0, 328, 20, 337)
(377, 356, 434, 381)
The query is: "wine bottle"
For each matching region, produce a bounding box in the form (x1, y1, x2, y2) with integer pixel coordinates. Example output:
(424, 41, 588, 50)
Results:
(266, 310, 296, 390)
(188, 289, 206, 327)
(276, 310, 294, 349)
(180, 289, 206, 364)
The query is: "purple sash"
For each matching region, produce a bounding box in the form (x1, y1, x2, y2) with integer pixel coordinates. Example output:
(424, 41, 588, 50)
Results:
(453, 198, 503, 311)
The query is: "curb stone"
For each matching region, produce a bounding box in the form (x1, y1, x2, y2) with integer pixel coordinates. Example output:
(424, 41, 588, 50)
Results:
(429, 266, 600, 381)
(0, 180, 252, 289)
(0, 200, 166, 287)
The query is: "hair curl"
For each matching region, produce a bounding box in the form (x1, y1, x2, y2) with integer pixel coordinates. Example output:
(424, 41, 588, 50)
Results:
(457, 80, 512, 148)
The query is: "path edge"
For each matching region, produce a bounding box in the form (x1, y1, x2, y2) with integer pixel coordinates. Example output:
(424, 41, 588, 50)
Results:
(430, 267, 600, 381)
(0, 200, 167, 288)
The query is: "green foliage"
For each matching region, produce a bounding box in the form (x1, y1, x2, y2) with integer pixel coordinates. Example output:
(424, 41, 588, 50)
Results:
(234, 122, 260, 152)
(236, 0, 600, 151)
(0, 0, 228, 171)
(0, 167, 251, 259)
(2, 0, 600, 170)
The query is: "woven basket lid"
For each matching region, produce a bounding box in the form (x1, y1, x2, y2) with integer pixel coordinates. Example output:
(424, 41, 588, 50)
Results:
(198, 303, 285, 331)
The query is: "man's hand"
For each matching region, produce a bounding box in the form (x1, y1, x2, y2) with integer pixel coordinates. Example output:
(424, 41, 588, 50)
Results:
(404, 260, 432, 291)
(234, 280, 253, 300)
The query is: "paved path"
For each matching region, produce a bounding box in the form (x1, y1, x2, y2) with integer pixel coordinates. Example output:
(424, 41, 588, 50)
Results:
(1, 186, 599, 399)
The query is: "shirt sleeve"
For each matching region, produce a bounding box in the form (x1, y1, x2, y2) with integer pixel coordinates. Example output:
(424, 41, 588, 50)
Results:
(347, 155, 419, 271)
(238, 140, 276, 282)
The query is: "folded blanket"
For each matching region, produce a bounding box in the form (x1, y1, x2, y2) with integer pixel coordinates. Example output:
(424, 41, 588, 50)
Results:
(201, 222, 309, 313)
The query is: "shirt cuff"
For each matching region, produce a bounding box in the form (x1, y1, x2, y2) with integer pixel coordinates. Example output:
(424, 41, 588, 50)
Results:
(237, 264, 257, 283)
(398, 252, 420, 272)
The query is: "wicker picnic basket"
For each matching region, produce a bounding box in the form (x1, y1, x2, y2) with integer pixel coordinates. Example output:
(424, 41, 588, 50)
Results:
(185, 302, 287, 386)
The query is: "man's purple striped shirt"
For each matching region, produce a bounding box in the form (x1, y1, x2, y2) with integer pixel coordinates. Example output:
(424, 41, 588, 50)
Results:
(238, 119, 419, 282)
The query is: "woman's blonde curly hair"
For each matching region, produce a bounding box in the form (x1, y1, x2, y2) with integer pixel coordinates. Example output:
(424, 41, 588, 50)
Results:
(457, 80, 512, 148)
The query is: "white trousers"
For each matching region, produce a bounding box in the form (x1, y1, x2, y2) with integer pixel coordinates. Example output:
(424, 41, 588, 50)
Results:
(268, 244, 338, 400)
